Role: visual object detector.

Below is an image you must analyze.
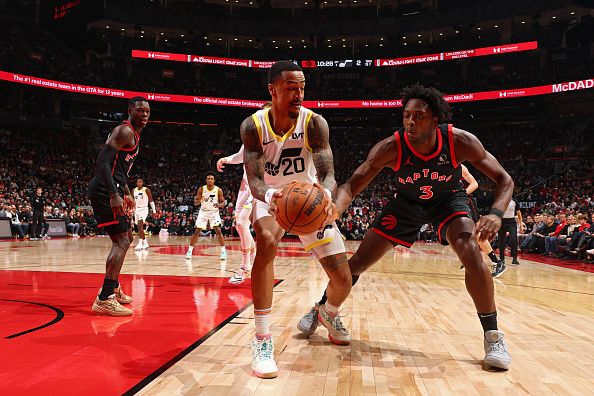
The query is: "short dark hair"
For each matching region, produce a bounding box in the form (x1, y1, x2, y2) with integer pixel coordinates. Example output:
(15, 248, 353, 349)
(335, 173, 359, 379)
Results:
(128, 96, 148, 107)
(137, 178, 143, 182)
(267, 61, 302, 84)
(204, 171, 216, 180)
(402, 84, 452, 123)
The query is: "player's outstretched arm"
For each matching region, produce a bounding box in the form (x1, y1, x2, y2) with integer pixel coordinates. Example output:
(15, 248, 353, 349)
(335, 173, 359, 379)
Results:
(334, 135, 398, 215)
(461, 164, 479, 194)
(454, 128, 514, 241)
(217, 145, 244, 172)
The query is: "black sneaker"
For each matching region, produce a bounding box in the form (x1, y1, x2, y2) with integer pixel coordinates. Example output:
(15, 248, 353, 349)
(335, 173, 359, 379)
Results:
(491, 261, 507, 278)
(511, 259, 520, 265)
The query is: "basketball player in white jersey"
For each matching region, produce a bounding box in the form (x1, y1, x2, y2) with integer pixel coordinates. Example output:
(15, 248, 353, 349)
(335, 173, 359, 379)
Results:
(240, 61, 353, 378)
(217, 145, 256, 284)
(186, 172, 227, 260)
(133, 178, 155, 250)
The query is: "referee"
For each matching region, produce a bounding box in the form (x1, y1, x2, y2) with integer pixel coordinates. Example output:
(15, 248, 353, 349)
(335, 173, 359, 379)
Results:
(30, 187, 46, 240)
(497, 197, 522, 265)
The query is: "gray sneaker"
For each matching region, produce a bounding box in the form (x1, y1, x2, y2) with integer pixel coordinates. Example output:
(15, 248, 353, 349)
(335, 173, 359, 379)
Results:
(484, 330, 511, 370)
(491, 261, 507, 278)
(317, 304, 351, 345)
(297, 303, 319, 336)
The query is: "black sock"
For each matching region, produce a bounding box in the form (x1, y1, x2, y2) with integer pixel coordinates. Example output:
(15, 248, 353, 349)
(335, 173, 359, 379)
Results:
(488, 252, 499, 264)
(318, 275, 360, 305)
(99, 278, 118, 301)
(478, 311, 498, 332)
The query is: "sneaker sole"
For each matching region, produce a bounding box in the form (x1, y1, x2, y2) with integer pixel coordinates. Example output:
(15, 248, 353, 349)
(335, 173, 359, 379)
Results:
(228, 278, 245, 284)
(252, 369, 278, 379)
(484, 357, 510, 370)
(92, 304, 133, 316)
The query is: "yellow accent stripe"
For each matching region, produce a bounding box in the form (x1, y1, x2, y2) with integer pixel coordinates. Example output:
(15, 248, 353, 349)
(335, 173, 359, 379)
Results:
(265, 108, 298, 142)
(252, 113, 263, 143)
(304, 237, 333, 252)
(304, 110, 314, 151)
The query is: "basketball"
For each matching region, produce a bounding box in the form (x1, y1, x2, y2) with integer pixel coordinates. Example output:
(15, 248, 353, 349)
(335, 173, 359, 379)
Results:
(275, 182, 329, 235)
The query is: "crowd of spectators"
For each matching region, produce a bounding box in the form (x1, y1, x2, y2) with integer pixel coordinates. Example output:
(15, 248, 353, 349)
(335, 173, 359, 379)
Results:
(1, 119, 593, 263)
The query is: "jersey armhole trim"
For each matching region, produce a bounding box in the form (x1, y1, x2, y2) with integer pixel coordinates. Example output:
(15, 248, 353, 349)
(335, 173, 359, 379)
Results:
(252, 113, 263, 144)
(304, 111, 314, 152)
(448, 124, 458, 168)
(393, 131, 402, 171)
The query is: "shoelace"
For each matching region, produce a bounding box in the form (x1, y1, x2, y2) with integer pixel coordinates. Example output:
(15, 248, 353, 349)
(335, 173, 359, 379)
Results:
(254, 339, 273, 361)
(488, 339, 507, 353)
(331, 309, 350, 333)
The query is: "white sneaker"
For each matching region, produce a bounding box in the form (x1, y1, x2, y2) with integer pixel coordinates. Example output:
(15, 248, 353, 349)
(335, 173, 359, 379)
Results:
(586, 248, 594, 255)
(143, 239, 149, 249)
(228, 269, 246, 284)
(186, 249, 193, 260)
(134, 242, 144, 251)
(484, 330, 511, 370)
(220, 249, 227, 260)
(317, 304, 351, 345)
(251, 335, 278, 378)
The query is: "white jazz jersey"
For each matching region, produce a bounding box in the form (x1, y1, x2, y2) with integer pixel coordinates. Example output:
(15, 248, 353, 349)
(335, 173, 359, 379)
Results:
(133, 187, 149, 209)
(200, 185, 220, 211)
(251, 106, 317, 189)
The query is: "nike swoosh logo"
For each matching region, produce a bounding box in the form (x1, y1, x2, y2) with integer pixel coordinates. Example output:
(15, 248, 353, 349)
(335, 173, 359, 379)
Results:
(263, 140, 275, 145)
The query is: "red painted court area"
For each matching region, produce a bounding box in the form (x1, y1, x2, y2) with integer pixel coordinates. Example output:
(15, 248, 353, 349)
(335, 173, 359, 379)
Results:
(0, 270, 267, 395)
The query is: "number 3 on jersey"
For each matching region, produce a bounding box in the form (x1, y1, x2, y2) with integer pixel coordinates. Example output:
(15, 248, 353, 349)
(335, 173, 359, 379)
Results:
(419, 186, 433, 200)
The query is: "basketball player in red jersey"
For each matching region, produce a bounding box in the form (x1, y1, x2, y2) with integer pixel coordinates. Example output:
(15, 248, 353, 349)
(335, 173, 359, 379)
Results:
(88, 97, 150, 316)
(298, 85, 513, 370)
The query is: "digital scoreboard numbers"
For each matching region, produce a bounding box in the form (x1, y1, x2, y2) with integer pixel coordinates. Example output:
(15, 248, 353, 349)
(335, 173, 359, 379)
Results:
(301, 60, 374, 68)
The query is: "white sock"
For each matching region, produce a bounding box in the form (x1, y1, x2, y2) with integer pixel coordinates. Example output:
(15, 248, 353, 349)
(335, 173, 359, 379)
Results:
(241, 249, 250, 270)
(324, 302, 339, 317)
(221, 246, 226, 252)
(254, 307, 272, 335)
(188, 246, 194, 253)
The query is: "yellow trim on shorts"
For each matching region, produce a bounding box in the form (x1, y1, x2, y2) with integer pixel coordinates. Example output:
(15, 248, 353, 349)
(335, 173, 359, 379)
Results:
(304, 237, 333, 252)
(265, 108, 297, 142)
(304, 110, 314, 151)
(252, 113, 263, 143)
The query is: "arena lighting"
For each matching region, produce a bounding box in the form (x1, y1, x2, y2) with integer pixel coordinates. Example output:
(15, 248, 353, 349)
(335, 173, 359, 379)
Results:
(1, 71, 591, 109)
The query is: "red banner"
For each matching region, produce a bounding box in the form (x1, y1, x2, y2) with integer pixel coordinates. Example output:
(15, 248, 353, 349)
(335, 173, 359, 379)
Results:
(131, 50, 188, 62)
(377, 41, 538, 66)
(1, 70, 592, 108)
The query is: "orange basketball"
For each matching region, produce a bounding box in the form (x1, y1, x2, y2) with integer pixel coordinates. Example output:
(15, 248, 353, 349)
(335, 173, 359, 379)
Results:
(275, 182, 329, 236)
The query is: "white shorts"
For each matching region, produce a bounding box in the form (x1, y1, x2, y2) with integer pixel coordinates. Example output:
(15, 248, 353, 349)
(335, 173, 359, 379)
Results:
(134, 207, 149, 223)
(252, 200, 346, 260)
(234, 187, 254, 218)
(196, 210, 222, 229)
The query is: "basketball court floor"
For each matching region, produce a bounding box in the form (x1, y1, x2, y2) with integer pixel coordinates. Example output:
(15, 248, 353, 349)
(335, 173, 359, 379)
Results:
(1, 235, 593, 395)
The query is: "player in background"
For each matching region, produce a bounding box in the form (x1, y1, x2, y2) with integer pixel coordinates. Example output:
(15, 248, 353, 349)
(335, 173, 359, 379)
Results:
(133, 178, 155, 250)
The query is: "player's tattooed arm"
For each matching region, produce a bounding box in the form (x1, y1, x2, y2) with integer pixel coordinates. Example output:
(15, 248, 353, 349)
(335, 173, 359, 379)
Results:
(240, 116, 269, 202)
(217, 187, 225, 206)
(334, 135, 398, 215)
(307, 114, 337, 195)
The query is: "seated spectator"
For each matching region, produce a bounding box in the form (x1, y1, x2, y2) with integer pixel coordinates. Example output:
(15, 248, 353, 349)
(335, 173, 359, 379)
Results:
(8, 204, 28, 239)
(544, 213, 568, 256)
(64, 208, 81, 237)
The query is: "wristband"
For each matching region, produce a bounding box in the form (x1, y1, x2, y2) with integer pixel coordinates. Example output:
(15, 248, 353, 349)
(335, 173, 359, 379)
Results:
(324, 188, 332, 200)
(489, 208, 504, 218)
(150, 202, 156, 213)
(264, 188, 279, 204)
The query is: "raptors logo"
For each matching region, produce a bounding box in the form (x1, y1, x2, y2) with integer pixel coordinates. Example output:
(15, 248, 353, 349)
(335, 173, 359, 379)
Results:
(380, 215, 398, 230)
